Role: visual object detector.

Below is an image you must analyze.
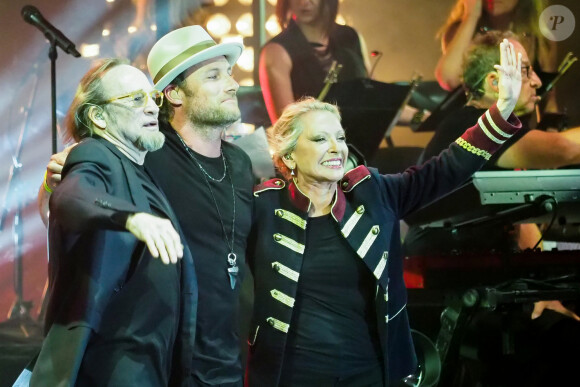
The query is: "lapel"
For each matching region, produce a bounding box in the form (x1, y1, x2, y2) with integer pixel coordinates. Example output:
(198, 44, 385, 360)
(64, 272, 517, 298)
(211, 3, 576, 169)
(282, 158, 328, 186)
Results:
(97, 138, 152, 214)
(337, 193, 392, 290)
(284, 172, 392, 290)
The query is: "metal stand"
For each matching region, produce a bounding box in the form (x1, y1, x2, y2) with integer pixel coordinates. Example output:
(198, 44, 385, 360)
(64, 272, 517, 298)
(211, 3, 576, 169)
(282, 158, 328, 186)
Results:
(436, 279, 580, 386)
(49, 38, 58, 154)
(0, 38, 61, 338)
(0, 67, 41, 338)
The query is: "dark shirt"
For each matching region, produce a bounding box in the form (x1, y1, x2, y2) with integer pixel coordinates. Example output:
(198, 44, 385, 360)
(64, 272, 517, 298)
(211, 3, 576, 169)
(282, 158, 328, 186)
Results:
(280, 214, 382, 382)
(145, 123, 254, 385)
(268, 19, 368, 100)
(78, 157, 181, 386)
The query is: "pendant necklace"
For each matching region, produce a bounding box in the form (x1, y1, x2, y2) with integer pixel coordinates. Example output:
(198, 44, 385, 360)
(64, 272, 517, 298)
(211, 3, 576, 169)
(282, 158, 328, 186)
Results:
(177, 134, 238, 289)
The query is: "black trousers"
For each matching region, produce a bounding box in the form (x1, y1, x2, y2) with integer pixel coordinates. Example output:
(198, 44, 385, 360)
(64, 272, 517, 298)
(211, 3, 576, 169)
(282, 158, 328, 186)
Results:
(279, 364, 383, 387)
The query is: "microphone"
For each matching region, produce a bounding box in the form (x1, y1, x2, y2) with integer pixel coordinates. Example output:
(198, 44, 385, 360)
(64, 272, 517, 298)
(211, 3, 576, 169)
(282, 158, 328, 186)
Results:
(21, 5, 81, 57)
(369, 50, 383, 79)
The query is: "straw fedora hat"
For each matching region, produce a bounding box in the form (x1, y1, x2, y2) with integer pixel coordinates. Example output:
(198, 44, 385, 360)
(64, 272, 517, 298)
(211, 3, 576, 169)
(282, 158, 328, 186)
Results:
(147, 25, 243, 91)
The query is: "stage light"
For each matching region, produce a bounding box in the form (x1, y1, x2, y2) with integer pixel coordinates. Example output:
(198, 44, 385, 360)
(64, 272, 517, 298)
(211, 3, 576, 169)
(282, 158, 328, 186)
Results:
(237, 47, 254, 72)
(239, 78, 254, 86)
(241, 122, 256, 134)
(80, 44, 100, 58)
(214, 0, 230, 6)
(238, 0, 252, 5)
(336, 14, 346, 25)
(221, 34, 244, 45)
(207, 13, 232, 37)
(150, 24, 157, 31)
(265, 14, 282, 36)
(267, 0, 277, 5)
(102, 28, 110, 37)
(128, 25, 137, 34)
(236, 13, 253, 37)
(106, 0, 115, 3)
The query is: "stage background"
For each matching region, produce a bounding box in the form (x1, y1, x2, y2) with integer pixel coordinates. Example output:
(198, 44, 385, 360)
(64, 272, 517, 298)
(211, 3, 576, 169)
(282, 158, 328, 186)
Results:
(0, 1, 578, 384)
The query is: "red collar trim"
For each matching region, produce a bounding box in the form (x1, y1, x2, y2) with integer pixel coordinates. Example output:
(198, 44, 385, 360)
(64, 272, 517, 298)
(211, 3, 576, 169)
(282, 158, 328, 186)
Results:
(287, 180, 312, 213)
(287, 180, 347, 222)
(340, 166, 371, 192)
(253, 178, 285, 196)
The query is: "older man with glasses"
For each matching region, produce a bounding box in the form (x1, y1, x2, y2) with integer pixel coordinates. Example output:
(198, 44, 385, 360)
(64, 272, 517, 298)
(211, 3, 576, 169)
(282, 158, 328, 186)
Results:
(29, 59, 196, 387)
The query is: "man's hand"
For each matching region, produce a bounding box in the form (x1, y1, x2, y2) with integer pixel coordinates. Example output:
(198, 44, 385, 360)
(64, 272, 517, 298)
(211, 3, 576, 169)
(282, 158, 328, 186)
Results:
(494, 39, 522, 119)
(45, 143, 77, 191)
(532, 300, 580, 321)
(38, 143, 77, 226)
(125, 213, 184, 264)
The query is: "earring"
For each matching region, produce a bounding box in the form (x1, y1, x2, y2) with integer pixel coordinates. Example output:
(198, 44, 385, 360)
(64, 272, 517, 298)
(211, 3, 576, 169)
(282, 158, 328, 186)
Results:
(290, 168, 295, 176)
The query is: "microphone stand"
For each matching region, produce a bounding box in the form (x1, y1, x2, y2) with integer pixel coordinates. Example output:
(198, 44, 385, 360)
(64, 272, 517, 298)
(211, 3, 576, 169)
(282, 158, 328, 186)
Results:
(0, 7, 81, 339)
(49, 36, 58, 154)
(0, 36, 65, 338)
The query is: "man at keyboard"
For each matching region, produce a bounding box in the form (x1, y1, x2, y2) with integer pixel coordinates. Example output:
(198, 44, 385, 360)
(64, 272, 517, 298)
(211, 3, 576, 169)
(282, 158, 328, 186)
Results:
(405, 31, 580, 255)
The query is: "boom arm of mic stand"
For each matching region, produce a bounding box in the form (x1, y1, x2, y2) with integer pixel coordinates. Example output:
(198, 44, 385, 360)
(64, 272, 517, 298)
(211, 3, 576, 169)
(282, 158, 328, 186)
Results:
(465, 286, 580, 310)
(384, 73, 422, 146)
(540, 52, 578, 99)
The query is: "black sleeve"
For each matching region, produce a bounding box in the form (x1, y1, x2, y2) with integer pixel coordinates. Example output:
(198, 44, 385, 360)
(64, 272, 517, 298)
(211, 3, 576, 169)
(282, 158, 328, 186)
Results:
(49, 141, 139, 233)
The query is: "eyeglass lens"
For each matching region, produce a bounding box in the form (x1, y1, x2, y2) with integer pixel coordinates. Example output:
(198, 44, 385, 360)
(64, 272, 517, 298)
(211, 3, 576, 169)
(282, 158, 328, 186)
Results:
(131, 91, 163, 107)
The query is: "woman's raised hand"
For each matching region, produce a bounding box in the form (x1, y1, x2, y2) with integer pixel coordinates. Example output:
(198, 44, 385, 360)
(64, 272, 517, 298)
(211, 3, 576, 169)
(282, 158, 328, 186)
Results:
(494, 39, 523, 119)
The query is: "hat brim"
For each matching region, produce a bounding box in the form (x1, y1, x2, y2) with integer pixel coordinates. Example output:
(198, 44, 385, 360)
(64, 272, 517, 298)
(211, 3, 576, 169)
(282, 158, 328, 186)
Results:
(154, 41, 244, 91)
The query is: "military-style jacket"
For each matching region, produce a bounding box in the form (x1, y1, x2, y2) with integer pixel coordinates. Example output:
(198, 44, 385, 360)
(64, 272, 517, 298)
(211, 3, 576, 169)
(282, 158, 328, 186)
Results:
(245, 105, 521, 386)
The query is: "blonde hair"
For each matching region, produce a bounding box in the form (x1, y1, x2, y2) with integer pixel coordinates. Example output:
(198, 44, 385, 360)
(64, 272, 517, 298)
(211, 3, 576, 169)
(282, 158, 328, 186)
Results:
(270, 97, 341, 180)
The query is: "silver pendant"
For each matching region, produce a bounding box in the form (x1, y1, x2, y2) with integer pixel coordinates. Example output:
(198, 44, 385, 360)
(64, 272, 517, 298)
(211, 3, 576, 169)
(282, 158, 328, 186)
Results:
(227, 252, 238, 289)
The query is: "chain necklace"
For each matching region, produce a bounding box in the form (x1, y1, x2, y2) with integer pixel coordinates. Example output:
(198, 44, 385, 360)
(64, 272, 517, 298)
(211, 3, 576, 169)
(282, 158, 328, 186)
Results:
(177, 134, 227, 182)
(177, 133, 238, 289)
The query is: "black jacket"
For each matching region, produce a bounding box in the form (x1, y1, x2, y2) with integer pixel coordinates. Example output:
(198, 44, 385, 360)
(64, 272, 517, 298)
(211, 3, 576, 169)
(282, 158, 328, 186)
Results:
(32, 137, 197, 386)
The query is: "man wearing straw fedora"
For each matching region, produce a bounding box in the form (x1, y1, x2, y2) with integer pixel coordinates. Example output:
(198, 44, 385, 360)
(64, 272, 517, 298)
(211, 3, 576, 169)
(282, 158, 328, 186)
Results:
(39, 26, 254, 386)
(144, 26, 254, 387)
(146, 26, 253, 386)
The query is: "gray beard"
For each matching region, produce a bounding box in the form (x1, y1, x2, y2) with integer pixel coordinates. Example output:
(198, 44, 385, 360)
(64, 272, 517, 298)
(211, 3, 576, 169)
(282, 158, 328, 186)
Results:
(137, 131, 165, 152)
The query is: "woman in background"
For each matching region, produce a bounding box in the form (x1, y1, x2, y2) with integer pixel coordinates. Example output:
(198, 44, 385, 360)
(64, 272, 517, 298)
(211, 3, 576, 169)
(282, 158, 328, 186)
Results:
(259, 0, 370, 124)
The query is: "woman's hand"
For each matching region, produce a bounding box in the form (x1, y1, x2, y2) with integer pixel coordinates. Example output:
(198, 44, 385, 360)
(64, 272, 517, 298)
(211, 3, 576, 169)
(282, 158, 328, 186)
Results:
(494, 39, 522, 119)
